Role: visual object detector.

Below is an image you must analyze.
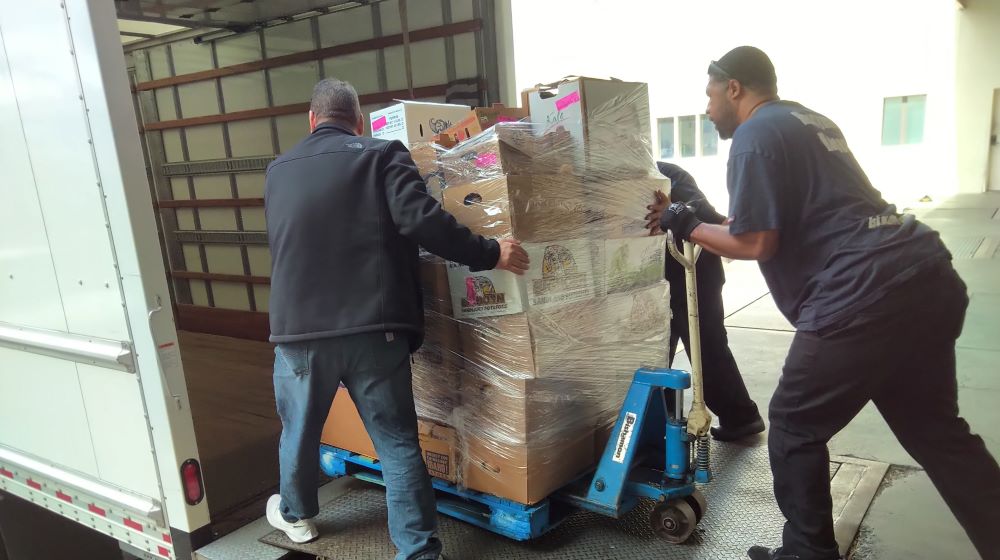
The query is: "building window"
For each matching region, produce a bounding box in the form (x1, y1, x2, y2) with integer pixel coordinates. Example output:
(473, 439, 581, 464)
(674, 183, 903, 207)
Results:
(657, 117, 675, 158)
(679, 115, 697, 157)
(882, 95, 926, 145)
(700, 114, 718, 156)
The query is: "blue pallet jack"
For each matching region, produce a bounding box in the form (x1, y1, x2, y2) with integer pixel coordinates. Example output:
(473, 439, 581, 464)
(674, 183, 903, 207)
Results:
(321, 237, 713, 543)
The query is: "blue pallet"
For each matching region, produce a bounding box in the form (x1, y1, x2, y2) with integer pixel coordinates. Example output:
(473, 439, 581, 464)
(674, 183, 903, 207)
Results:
(320, 445, 573, 541)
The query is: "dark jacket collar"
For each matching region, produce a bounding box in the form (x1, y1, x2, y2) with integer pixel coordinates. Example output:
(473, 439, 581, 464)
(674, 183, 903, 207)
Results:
(313, 122, 358, 136)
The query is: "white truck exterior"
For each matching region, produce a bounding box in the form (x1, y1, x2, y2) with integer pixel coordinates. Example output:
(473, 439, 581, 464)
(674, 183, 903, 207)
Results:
(0, 1, 511, 558)
(0, 1, 210, 556)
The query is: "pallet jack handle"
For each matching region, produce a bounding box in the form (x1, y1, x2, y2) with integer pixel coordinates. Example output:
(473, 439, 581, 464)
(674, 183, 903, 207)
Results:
(665, 233, 714, 438)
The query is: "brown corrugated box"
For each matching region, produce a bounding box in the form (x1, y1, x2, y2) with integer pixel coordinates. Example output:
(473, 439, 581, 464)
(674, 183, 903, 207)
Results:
(461, 430, 595, 505)
(321, 388, 460, 483)
(440, 126, 575, 186)
(458, 370, 596, 505)
(527, 77, 654, 176)
(457, 284, 668, 378)
(458, 313, 537, 377)
(440, 111, 484, 142)
(419, 255, 453, 315)
(409, 143, 447, 201)
(458, 370, 585, 436)
(455, 296, 605, 379)
(474, 103, 530, 129)
(442, 174, 587, 242)
(584, 175, 671, 239)
(412, 312, 464, 425)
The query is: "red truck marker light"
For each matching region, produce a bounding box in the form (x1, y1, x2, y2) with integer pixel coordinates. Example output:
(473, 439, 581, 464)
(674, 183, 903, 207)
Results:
(181, 459, 204, 505)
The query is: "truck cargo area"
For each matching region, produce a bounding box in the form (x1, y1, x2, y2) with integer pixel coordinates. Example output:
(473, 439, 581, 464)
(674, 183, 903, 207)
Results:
(176, 332, 281, 537)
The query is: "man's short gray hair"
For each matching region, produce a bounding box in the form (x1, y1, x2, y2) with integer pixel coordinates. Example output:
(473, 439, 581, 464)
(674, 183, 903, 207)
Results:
(310, 78, 361, 124)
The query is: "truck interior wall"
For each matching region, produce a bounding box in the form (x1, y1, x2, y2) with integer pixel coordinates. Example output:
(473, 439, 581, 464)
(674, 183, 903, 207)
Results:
(124, 0, 498, 532)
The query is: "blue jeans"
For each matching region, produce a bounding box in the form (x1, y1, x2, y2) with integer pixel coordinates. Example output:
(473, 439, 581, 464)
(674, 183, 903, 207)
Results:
(274, 332, 442, 560)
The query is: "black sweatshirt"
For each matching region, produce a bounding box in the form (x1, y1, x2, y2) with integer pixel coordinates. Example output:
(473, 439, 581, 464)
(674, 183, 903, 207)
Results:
(265, 123, 499, 350)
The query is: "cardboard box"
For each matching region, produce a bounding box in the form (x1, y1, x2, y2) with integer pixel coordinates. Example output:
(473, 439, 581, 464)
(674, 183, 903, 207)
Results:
(412, 312, 463, 424)
(522, 238, 596, 310)
(584, 175, 671, 239)
(461, 430, 595, 504)
(528, 77, 653, 173)
(599, 283, 671, 345)
(440, 111, 483, 142)
(457, 310, 587, 378)
(419, 254, 453, 315)
(409, 143, 447, 201)
(475, 104, 530, 129)
(321, 388, 460, 483)
(371, 101, 474, 145)
(458, 371, 584, 436)
(446, 262, 527, 319)
(601, 236, 667, 297)
(439, 126, 575, 186)
(456, 284, 668, 378)
(441, 174, 587, 241)
(539, 286, 668, 389)
(458, 313, 535, 376)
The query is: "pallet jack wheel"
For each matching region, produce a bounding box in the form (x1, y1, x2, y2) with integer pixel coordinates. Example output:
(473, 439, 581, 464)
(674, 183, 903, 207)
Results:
(650, 499, 698, 543)
(684, 488, 707, 521)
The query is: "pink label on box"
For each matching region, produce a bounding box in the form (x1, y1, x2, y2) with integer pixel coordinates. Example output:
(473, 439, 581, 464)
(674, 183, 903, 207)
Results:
(555, 91, 581, 111)
(372, 116, 388, 131)
(475, 152, 499, 167)
(497, 116, 516, 123)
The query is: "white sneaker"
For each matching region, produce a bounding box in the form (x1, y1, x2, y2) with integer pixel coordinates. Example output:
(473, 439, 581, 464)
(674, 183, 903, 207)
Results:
(266, 494, 318, 543)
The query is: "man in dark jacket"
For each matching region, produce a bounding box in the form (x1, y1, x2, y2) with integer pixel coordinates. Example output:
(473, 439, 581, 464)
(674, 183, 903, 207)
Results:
(649, 162, 763, 441)
(263, 78, 529, 560)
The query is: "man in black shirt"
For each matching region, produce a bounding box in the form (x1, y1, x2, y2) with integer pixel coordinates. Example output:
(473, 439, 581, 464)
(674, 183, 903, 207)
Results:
(651, 162, 763, 441)
(652, 46, 1000, 560)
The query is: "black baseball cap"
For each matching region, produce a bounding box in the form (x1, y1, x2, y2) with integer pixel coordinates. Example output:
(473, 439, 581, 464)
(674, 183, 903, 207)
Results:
(708, 46, 777, 91)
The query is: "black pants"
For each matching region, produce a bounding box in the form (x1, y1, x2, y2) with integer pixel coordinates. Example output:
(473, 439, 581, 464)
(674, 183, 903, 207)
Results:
(665, 249, 760, 427)
(770, 261, 1000, 559)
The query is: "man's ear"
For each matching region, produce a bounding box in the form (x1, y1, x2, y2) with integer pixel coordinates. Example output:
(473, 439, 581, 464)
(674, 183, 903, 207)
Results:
(308, 110, 318, 132)
(355, 113, 365, 136)
(728, 79, 743, 100)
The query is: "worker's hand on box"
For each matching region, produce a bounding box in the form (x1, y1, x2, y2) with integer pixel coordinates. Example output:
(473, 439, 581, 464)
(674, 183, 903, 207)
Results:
(645, 190, 670, 235)
(660, 202, 703, 242)
(496, 238, 530, 275)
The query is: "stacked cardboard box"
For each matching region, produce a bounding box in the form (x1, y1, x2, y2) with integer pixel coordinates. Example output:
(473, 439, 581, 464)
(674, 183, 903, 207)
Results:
(322, 101, 477, 482)
(323, 84, 673, 505)
(527, 77, 654, 178)
(430, 78, 672, 503)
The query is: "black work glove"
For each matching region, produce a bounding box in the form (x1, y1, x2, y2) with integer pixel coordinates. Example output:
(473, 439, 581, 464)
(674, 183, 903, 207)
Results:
(659, 202, 703, 241)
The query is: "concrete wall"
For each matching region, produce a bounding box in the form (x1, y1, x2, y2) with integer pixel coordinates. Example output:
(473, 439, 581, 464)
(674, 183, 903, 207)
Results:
(956, 0, 1000, 193)
(509, 0, 994, 209)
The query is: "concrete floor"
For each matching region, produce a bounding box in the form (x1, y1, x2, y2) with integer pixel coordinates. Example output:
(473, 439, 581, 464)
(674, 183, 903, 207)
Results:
(673, 192, 1000, 559)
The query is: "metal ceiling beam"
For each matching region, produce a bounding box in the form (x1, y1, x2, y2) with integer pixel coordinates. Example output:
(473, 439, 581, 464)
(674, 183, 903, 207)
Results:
(116, 12, 246, 31)
(119, 31, 157, 38)
(120, 0, 384, 51)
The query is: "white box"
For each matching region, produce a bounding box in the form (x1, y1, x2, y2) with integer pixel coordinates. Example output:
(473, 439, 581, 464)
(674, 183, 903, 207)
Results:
(598, 284, 670, 344)
(603, 236, 666, 296)
(370, 101, 475, 145)
(528, 77, 651, 170)
(446, 262, 527, 319)
(522, 239, 596, 310)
